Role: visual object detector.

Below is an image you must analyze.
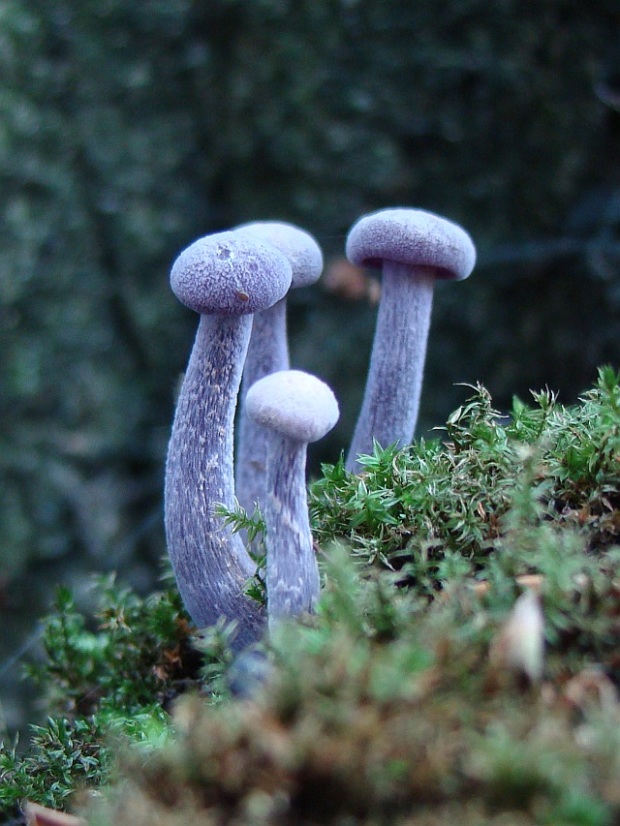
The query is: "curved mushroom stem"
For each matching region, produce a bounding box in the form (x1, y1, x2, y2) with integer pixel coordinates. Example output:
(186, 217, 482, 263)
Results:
(345, 263, 435, 472)
(263, 431, 320, 627)
(165, 313, 264, 649)
(236, 298, 289, 515)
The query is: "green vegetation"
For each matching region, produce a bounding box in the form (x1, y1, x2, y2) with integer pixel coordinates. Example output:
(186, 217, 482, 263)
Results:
(311, 366, 620, 579)
(1, 368, 619, 824)
(0, 575, 197, 815)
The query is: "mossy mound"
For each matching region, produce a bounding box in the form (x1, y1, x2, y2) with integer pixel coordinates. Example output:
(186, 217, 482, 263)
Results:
(2, 368, 620, 825)
(90, 549, 620, 825)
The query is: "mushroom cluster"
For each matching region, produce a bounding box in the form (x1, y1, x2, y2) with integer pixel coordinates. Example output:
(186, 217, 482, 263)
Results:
(165, 208, 476, 649)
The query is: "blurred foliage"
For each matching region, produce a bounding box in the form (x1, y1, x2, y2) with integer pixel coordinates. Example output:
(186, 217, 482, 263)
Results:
(1, 0, 620, 668)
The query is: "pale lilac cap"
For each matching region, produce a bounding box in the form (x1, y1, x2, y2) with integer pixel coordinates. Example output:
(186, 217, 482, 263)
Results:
(170, 231, 292, 316)
(245, 370, 340, 443)
(346, 208, 476, 281)
(236, 221, 323, 289)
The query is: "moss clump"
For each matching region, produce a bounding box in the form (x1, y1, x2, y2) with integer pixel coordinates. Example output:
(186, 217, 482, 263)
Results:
(0, 574, 201, 817)
(3, 368, 620, 824)
(88, 544, 620, 825)
(84, 367, 620, 825)
(310, 365, 620, 575)
(27, 575, 200, 717)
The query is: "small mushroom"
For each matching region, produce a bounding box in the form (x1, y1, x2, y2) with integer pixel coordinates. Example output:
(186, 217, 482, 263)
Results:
(244, 369, 339, 627)
(344, 208, 476, 471)
(234, 221, 324, 518)
(165, 231, 292, 649)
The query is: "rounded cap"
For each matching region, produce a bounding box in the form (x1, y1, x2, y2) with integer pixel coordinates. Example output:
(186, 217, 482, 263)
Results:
(170, 231, 293, 315)
(245, 370, 339, 443)
(236, 221, 323, 289)
(346, 208, 476, 281)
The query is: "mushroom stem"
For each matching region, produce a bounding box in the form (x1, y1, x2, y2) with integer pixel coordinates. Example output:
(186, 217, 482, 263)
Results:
(343, 208, 475, 472)
(346, 263, 434, 471)
(245, 297, 290, 379)
(234, 222, 323, 519)
(165, 313, 263, 648)
(263, 430, 320, 625)
(236, 298, 289, 512)
(244, 370, 339, 628)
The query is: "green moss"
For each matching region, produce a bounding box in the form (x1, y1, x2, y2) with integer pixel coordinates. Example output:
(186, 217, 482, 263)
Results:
(0, 572, 205, 817)
(311, 366, 620, 575)
(0, 716, 107, 813)
(3, 369, 620, 824)
(87, 545, 620, 825)
(25, 573, 198, 717)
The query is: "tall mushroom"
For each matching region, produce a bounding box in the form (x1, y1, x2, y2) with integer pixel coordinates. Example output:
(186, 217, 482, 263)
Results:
(165, 231, 292, 649)
(234, 221, 324, 518)
(244, 369, 339, 627)
(345, 208, 476, 472)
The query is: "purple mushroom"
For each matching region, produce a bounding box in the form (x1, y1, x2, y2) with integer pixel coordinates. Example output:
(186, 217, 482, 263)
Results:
(234, 221, 324, 518)
(244, 369, 339, 627)
(344, 208, 476, 472)
(165, 231, 292, 649)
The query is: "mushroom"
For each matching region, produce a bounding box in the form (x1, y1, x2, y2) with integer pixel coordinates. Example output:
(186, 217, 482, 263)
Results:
(344, 208, 476, 472)
(165, 231, 292, 649)
(244, 369, 339, 627)
(234, 221, 324, 518)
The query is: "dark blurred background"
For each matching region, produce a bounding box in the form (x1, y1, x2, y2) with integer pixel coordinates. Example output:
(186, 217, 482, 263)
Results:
(1, 0, 620, 732)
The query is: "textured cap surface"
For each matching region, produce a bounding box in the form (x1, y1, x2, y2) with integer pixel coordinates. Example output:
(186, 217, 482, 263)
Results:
(236, 221, 324, 289)
(170, 231, 292, 315)
(245, 370, 339, 443)
(346, 208, 476, 281)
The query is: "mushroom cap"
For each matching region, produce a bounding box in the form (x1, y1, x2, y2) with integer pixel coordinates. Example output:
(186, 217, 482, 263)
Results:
(170, 231, 293, 315)
(245, 370, 340, 443)
(346, 208, 476, 281)
(236, 221, 323, 289)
